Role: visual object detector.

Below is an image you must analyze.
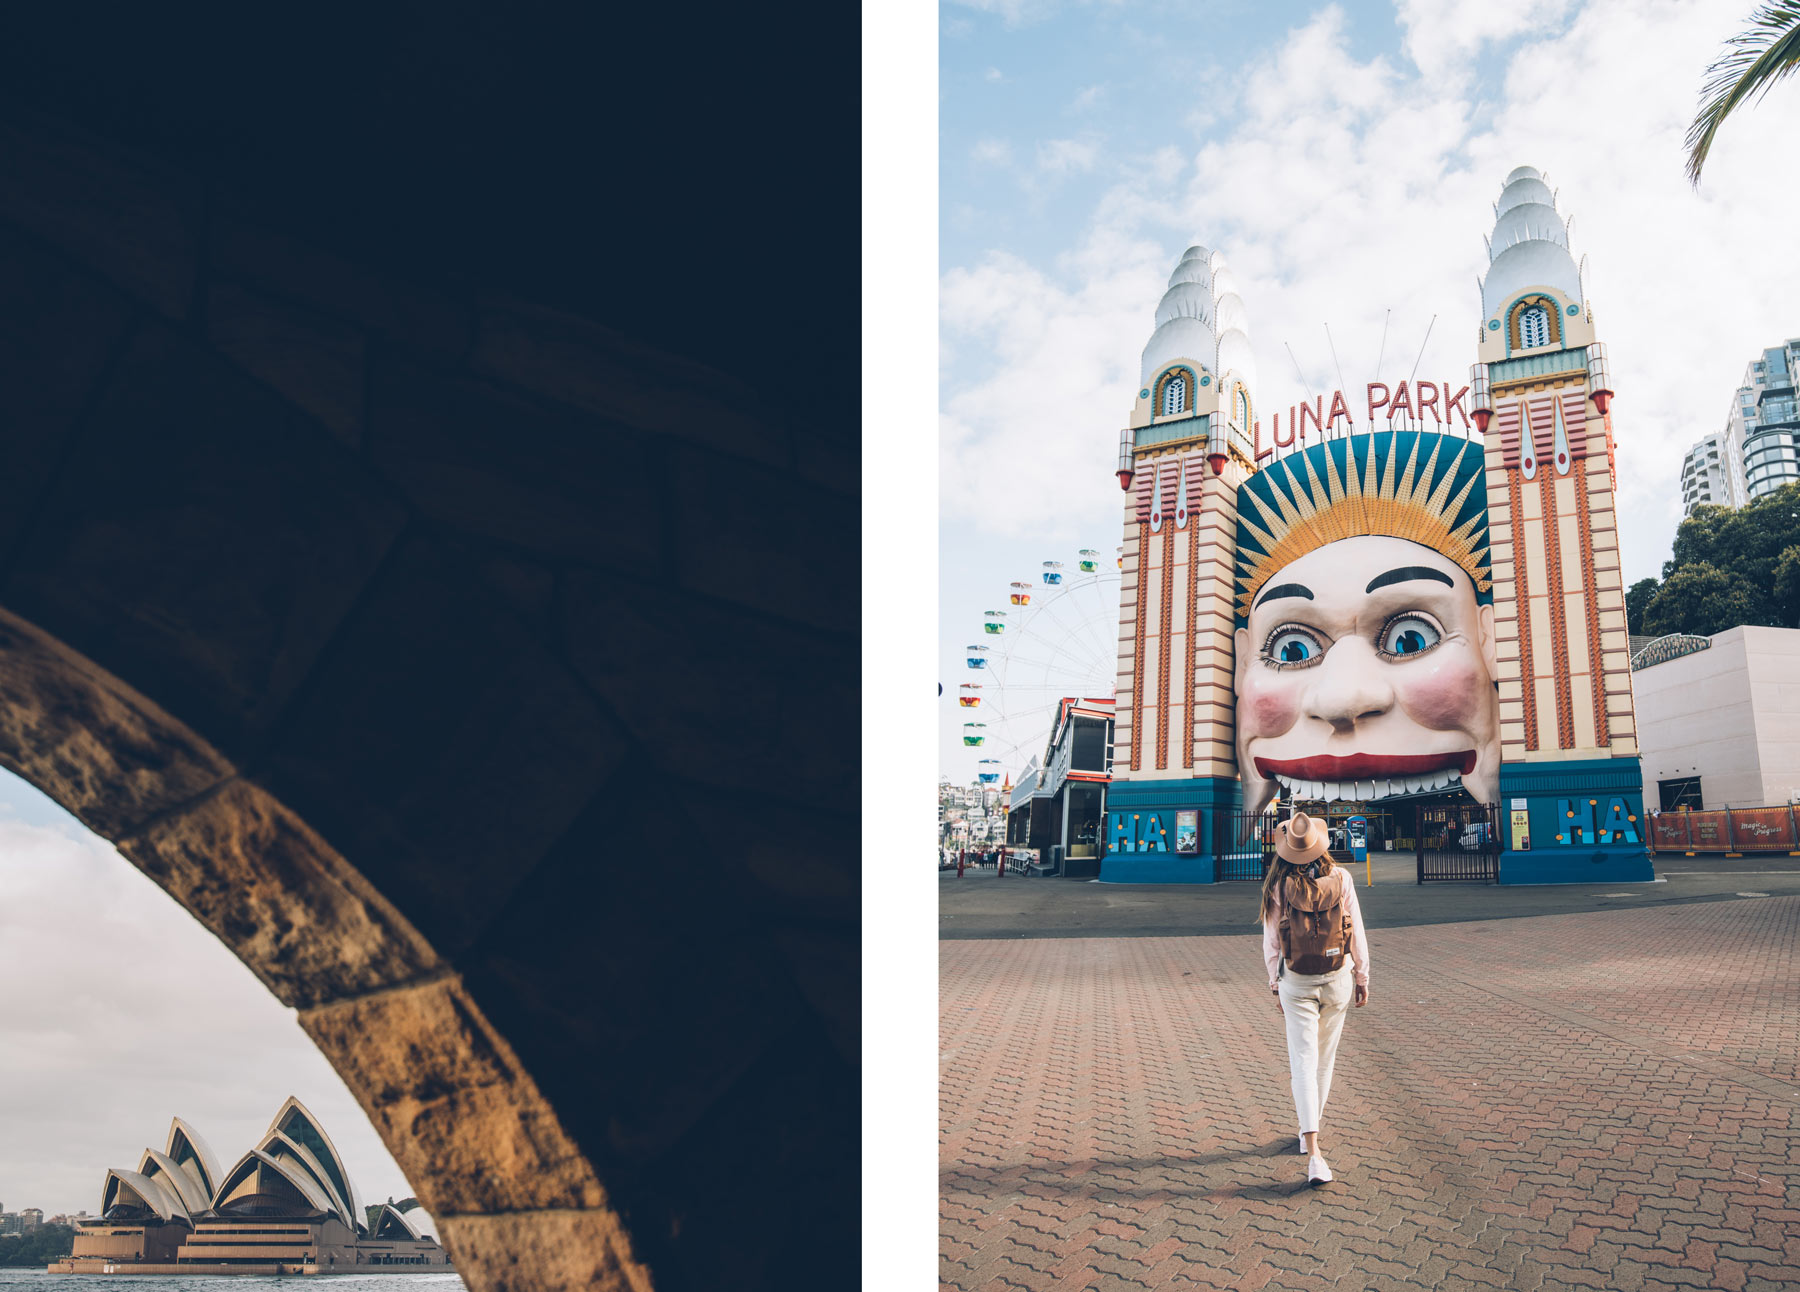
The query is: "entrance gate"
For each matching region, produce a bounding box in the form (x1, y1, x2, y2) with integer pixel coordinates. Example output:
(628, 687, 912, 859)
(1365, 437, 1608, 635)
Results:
(1216, 811, 1273, 882)
(1416, 802, 1500, 883)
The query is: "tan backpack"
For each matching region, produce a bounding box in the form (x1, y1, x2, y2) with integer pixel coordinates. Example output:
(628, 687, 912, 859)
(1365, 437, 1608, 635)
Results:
(1278, 868, 1354, 975)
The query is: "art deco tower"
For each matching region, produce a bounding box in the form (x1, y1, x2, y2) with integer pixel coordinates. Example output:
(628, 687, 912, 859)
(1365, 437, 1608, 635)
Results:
(1104, 246, 1259, 879)
(1471, 166, 1649, 880)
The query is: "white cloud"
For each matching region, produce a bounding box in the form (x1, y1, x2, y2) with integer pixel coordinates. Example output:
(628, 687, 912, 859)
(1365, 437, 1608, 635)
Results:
(1397, 0, 1575, 75)
(0, 776, 415, 1215)
(985, 66, 1004, 82)
(1036, 134, 1101, 175)
(940, 0, 1797, 585)
(971, 136, 1014, 166)
(1068, 84, 1106, 113)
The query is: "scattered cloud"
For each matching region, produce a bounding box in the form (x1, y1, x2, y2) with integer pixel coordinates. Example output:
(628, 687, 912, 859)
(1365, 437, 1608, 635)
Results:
(1068, 84, 1106, 113)
(1036, 134, 1101, 175)
(941, 0, 1789, 587)
(985, 66, 1005, 82)
(971, 136, 1014, 166)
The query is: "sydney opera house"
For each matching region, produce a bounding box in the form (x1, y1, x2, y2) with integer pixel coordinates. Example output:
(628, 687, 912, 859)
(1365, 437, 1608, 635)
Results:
(49, 1096, 452, 1275)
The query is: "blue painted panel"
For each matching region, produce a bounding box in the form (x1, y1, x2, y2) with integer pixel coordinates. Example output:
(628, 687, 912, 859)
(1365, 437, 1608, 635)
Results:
(1497, 757, 1655, 884)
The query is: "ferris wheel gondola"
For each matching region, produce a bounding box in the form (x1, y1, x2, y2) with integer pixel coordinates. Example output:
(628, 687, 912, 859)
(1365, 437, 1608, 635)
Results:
(959, 683, 982, 707)
(965, 550, 1123, 777)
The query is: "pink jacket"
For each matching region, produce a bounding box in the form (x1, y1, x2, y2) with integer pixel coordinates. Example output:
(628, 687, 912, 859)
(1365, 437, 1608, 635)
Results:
(1262, 867, 1370, 991)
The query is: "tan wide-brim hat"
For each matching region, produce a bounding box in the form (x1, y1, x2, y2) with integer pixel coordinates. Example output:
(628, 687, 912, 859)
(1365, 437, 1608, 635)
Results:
(1275, 810, 1331, 866)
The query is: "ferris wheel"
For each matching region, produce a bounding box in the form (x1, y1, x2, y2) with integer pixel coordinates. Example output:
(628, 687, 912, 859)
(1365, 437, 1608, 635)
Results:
(960, 548, 1123, 777)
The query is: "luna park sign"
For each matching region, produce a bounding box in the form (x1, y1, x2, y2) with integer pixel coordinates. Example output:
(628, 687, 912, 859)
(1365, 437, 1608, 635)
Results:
(1254, 381, 1474, 463)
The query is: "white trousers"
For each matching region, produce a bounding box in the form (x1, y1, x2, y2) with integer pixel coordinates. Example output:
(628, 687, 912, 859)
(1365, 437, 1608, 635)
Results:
(1278, 966, 1355, 1136)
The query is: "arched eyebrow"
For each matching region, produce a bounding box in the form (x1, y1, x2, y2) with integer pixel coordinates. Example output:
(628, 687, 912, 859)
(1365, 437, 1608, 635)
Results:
(1253, 582, 1313, 609)
(1366, 566, 1455, 594)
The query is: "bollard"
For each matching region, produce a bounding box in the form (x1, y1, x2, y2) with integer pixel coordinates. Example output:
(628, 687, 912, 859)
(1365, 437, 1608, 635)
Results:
(957, 850, 966, 878)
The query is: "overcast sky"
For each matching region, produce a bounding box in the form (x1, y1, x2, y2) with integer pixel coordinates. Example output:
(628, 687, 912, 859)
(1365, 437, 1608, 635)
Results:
(938, 0, 1800, 787)
(0, 770, 424, 1227)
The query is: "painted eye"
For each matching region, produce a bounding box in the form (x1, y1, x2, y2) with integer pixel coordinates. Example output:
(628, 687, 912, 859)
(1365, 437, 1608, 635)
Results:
(1381, 615, 1440, 657)
(1267, 629, 1320, 665)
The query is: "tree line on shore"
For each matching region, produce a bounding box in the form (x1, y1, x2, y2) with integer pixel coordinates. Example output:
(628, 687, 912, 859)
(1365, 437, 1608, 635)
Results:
(0, 1224, 75, 1266)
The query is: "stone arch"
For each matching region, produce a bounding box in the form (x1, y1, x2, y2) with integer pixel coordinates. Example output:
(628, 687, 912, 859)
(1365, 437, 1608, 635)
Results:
(0, 115, 857, 1292)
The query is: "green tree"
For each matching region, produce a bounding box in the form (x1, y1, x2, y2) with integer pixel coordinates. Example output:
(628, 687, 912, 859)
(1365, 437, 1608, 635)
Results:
(1687, 1, 1800, 184)
(0, 1224, 75, 1266)
(1774, 544, 1800, 625)
(1625, 577, 1660, 635)
(1642, 562, 1771, 637)
(1647, 481, 1800, 635)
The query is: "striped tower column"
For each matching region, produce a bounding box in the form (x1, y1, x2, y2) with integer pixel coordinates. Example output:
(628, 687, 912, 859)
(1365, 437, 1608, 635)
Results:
(1483, 370, 1649, 881)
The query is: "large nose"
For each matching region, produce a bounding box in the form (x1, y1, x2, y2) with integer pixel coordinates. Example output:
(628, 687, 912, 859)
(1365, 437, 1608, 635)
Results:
(1303, 637, 1395, 733)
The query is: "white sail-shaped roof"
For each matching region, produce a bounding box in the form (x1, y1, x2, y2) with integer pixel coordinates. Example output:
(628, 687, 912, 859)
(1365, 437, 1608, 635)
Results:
(165, 1118, 223, 1204)
(213, 1149, 338, 1218)
(101, 1168, 179, 1223)
(138, 1148, 211, 1216)
(265, 1097, 362, 1231)
(370, 1202, 426, 1241)
(258, 1130, 353, 1227)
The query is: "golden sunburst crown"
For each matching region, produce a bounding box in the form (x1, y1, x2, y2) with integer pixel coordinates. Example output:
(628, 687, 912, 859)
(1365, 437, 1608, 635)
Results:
(1234, 430, 1492, 623)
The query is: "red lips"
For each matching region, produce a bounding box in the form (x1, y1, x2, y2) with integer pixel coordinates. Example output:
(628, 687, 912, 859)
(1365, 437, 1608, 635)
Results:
(1254, 751, 1478, 779)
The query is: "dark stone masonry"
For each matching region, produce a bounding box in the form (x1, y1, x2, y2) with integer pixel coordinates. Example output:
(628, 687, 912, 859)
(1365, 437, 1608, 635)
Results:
(0, 6, 860, 1290)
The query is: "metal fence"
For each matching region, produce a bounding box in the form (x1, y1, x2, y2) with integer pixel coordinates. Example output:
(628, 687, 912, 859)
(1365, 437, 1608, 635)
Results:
(1416, 802, 1499, 883)
(1215, 811, 1273, 882)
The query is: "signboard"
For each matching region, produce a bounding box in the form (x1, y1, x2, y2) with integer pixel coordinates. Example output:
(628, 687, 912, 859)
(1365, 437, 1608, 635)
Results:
(1510, 808, 1531, 851)
(1174, 810, 1199, 855)
(1728, 807, 1797, 853)
(1687, 811, 1730, 851)
(1345, 815, 1368, 864)
(1649, 813, 1690, 851)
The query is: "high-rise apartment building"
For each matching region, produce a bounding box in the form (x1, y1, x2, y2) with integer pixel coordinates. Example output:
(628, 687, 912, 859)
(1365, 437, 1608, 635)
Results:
(1678, 339, 1800, 515)
(1680, 428, 1746, 514)
(1731, 340, 1800, 500)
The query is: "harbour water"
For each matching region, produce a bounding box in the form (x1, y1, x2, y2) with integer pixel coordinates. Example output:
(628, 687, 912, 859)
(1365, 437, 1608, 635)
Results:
(0, 1275, 464, 1290)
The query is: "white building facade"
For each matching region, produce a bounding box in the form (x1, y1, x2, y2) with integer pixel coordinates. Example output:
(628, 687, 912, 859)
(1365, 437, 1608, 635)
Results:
(1679, 428, 1746, 515)
(1633, 625, 1800, 809)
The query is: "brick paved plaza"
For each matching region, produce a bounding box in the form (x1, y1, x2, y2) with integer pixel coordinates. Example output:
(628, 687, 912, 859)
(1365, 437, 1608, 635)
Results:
(940, 890, 1800, 1291)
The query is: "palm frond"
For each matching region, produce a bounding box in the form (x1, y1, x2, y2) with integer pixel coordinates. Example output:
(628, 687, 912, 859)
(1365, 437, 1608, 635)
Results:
(1686, 0, 1800, 185)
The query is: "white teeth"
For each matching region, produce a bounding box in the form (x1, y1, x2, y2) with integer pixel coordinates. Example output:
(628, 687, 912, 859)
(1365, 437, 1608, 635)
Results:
(1355, 780, 1373, 800)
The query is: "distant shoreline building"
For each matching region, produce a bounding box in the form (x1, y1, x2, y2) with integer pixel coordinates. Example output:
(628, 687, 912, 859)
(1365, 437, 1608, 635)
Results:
(49, 1097, 450, 1276)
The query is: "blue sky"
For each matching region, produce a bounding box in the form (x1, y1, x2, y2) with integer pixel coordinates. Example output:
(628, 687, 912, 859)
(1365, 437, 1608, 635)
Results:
(938, 0, 1800, 789)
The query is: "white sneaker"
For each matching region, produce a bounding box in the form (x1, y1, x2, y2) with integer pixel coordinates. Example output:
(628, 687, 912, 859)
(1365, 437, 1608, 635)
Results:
(1307, 1153, 1333, 1185)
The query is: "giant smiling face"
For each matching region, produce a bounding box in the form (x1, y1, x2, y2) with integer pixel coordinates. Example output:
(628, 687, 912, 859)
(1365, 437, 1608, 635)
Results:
(1234, 533, 1499, 812)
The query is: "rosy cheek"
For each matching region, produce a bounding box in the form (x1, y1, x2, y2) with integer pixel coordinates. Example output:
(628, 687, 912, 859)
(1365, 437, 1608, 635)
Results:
(1241, 669, 1300, 738)
(1394, 651, 1485, 730)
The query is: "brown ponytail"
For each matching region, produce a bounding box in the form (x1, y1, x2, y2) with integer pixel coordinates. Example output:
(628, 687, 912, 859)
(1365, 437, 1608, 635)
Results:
(1255, 852, 1335, 925)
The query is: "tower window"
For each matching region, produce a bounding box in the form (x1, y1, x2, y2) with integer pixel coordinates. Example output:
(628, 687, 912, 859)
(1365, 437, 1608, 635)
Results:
(1520, 305, 1549, 348)
(1162, 375, 1188, 416)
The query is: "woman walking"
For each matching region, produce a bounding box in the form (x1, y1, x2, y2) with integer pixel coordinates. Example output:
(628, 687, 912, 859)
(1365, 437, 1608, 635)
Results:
(1259, 811, 1370, 1186)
